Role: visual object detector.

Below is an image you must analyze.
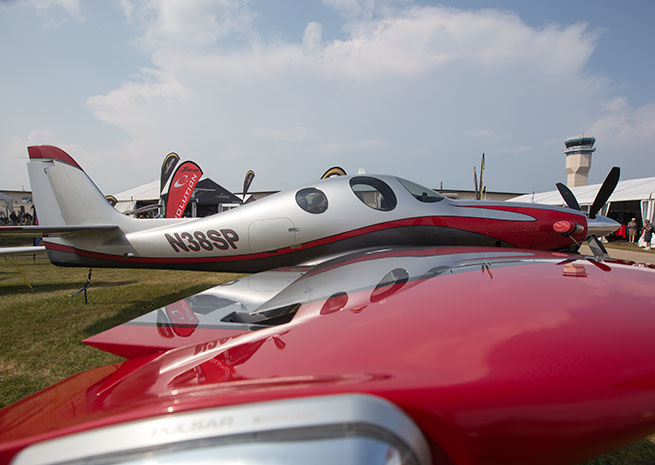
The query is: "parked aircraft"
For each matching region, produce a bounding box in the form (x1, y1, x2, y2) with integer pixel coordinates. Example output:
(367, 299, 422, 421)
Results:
(1, 147, 652, 465)
(0, 145, 619, 272)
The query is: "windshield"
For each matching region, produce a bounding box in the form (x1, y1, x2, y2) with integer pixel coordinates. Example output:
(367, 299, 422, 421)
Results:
(397, 178, 444, 203)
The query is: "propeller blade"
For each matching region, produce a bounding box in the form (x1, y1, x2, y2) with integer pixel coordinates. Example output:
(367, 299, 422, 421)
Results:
(556, 183, 581, 211)
(589, 167, 620, 219)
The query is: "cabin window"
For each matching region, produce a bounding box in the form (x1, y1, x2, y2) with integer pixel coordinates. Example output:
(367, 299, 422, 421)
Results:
(349, 177, 397, 211)
(295, 188, 328, 214)
(397, 178, 444, 203)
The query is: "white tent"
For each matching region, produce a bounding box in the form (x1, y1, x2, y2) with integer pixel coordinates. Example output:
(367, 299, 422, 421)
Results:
(112, 180, 160, 213)
(511, 177, 655, 222)
(511, 176, 655, 249)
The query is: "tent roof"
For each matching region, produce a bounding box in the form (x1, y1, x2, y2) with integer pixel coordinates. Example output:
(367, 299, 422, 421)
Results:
(113, 180, 160, 202)
(113, 178, 242, 204)
(196, 178, 242, 204)
(511, 177, 655, 205)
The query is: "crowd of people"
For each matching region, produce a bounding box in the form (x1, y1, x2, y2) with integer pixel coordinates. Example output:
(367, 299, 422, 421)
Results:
(624, 217, 653, 249)
(0, 210, 35, 225)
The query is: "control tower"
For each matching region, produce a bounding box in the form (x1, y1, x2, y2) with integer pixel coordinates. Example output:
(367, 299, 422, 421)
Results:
(564, 136, 595, 187)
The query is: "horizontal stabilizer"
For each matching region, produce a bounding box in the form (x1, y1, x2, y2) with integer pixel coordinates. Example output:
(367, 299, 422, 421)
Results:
(0, 225, 119, 236)
(0, 246, 46, 255)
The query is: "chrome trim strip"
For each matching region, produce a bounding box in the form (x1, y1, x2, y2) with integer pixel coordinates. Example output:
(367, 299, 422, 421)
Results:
(12, 394, 431, 465)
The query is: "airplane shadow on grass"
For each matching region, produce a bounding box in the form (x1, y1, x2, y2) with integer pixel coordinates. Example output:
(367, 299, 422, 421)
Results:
(0, 279, 138, 296)
(81, 284, 215, 338)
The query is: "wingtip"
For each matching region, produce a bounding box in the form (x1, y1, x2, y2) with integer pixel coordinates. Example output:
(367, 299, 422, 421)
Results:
(27, 145, 83, 171)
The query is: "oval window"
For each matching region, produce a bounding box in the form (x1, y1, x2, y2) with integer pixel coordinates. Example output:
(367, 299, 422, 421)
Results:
(295, 188, 328, 214)
(349, 177, 397, 211)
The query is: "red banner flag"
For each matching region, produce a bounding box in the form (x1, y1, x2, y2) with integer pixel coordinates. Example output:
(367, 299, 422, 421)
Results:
(165, 161, 203, 218)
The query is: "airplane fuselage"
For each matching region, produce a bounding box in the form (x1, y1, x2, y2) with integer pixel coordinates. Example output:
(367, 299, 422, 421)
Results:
(43, 175, 590, 272)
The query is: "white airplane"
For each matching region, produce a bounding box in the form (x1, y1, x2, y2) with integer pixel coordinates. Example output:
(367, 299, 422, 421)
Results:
(0, 145, 620, 272)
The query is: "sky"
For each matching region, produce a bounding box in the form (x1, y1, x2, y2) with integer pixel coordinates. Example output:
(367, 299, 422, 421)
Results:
(1, 0, 654, 196)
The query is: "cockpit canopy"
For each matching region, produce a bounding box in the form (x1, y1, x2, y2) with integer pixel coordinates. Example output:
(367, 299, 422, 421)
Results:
(396, 178, 444, 203)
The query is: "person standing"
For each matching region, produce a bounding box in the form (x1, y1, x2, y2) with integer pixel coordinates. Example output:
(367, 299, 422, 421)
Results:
(627, 218, 639, 244)
(643, 219, 654, 249)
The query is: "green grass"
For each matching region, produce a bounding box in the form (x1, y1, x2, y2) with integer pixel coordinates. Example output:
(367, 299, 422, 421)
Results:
(0, 253, 242, 407)
(0, 254, 653, 464)
(606, 240, 655, 253)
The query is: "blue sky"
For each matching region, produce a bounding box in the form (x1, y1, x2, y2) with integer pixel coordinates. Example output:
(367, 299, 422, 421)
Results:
(1, 0, 654, 196)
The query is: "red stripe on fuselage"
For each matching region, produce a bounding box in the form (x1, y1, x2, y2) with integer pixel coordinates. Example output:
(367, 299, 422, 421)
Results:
(44, 207, 584, 265)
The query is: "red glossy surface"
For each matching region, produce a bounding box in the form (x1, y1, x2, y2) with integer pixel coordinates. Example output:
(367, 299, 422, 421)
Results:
(1, 252, 654, 465)
(84, 324, 248, 359)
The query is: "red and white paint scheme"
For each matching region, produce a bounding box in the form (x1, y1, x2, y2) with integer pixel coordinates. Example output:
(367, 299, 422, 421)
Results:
(0, 146, 618, 272)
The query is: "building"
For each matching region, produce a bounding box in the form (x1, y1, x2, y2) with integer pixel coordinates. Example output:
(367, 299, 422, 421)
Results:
(564, 136, 596, 187)
(0, 189, 35, 223)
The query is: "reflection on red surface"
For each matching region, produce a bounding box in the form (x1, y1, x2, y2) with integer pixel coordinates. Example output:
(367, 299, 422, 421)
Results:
(2, 252, 655, 465)
(165, 300, 199, 337)
(562, 262, 588, 278)
(320, 292, 349, 315)
(156, 310, 174, 339)
(169, 333, 291, 390)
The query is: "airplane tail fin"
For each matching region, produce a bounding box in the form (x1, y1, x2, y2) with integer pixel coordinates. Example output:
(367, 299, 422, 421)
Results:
(27, 145, 129, 228)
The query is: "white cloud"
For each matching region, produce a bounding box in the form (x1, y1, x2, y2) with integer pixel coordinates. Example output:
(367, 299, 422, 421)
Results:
(76, 2, 654, 192)
(119, 0, 254, 50)
(586, 101, 655, 178)
(303, 21, 322, 53)
(88, 68, 190, 138)
(2, 130, 86, 190)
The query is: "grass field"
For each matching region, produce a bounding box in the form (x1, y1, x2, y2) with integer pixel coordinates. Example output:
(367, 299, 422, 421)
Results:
(0, 253, 653, 464)
(606, 240, 655, 254)
(0, 253, 242, 407)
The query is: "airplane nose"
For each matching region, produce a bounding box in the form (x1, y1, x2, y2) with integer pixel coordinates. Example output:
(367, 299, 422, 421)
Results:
(587, 215, 620, 238)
